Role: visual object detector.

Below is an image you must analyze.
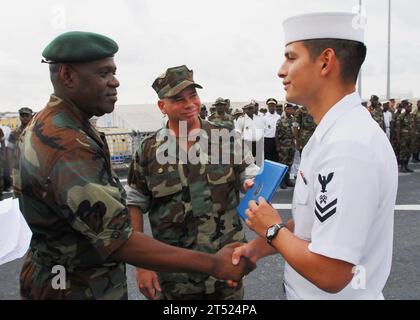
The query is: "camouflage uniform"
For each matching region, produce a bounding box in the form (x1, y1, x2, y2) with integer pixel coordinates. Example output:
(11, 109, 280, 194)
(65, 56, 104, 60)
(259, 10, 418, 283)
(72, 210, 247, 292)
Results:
(371, 105, 385, 132)
(293, 106, 316, 152)
(412, 110, 420, 161)
(275, 115, 297, 168)
(8, 125, 25, 197)
(390, 110, 402, 161)
(126, 120, 255, 300)
(395, 112, 414, 164)
(208, 112, 235, 130)
(19, 95, 133, 300)
(0, 127, 4, 198)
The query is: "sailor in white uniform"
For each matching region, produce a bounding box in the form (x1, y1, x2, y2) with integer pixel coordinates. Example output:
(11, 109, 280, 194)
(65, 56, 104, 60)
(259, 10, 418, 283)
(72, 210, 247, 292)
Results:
(231, 12, 398, 300)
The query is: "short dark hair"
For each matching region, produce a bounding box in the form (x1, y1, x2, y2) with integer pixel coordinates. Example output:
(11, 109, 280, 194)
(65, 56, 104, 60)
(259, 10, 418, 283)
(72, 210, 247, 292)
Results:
(302, 39, 367, 84)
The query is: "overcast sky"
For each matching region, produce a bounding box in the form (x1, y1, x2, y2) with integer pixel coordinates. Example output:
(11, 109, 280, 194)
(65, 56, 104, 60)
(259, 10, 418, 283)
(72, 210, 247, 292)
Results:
(0, 0, 418, 112)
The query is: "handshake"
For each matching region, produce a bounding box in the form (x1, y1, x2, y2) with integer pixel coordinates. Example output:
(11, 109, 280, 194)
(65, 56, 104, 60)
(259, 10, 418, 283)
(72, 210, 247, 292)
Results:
(210, 242, 256, 282)
(135, 241, 259, 300)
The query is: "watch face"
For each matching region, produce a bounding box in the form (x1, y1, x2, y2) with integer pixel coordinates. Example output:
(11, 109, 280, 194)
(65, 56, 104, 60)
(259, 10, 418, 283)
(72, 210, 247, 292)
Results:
(267, 225, 278, 239)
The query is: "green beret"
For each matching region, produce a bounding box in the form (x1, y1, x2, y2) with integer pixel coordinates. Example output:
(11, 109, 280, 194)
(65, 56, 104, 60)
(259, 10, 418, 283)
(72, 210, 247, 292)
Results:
(42, 31, 118, 63)
(152, 65, 203, 99)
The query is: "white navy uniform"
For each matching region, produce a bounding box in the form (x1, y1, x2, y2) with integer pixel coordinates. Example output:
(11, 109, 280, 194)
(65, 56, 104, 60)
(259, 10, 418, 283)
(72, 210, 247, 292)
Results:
(284, 92, 398, 299)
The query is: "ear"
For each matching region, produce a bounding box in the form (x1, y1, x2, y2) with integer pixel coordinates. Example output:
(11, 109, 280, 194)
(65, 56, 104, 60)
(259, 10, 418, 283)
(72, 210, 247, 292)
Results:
(157, 100, 167, 115)
(59, 64, 77, 89)
(319, 48, 336, 78)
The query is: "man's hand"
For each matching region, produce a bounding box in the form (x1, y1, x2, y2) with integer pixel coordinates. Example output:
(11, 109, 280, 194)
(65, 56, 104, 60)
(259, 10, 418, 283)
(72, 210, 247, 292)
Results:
(243, 179, 254, 192)
(231, 237, 270, 266)
(226, 237, 278, 288)
(135, 268, 162, 300)
(212, 243, 256, 282)
(245, 197, 282, 238)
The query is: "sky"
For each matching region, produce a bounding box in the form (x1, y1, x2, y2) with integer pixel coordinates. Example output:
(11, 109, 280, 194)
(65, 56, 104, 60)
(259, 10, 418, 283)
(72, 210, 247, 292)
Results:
(0, 0, 419, 113)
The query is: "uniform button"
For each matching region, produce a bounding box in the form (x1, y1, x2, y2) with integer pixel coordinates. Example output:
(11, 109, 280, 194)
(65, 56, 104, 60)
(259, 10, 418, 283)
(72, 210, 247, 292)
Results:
(158, 168, 164, 174)
(112, 231, 121, 239)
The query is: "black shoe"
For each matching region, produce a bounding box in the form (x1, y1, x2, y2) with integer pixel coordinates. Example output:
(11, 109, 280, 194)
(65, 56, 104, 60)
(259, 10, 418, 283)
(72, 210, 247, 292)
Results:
(286, 179, 295, 187)
(405, 166, 414, 173)
(280, 182, 287, 189)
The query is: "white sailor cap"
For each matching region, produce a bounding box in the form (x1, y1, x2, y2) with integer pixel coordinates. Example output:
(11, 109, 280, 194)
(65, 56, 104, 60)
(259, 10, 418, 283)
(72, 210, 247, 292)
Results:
(283, 12, 366, 45)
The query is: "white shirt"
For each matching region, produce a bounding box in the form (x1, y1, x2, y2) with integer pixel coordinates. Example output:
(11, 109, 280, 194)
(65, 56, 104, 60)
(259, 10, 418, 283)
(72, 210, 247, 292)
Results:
(161, 115, 169, 127)
(235, 114, 265, 142)
(0, 125, 11, 147)
(383, 111, 392, 139)
(284, 92, 398, 300)
(263, 112, 281, 138)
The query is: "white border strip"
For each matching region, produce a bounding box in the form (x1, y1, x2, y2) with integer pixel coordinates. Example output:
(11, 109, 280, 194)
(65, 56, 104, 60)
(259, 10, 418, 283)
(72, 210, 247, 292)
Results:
(272, 204, 420, 211)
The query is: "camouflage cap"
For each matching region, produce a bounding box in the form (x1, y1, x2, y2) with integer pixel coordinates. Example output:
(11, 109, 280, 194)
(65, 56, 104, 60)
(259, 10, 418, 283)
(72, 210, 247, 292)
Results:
(213, 97, 227, 106)
(152, 65, 203, 99)
(266, 98, 278, 105)
(18, 107, 33, 115)
(42, 31, 118, 63)
(284, 103, 296, 109)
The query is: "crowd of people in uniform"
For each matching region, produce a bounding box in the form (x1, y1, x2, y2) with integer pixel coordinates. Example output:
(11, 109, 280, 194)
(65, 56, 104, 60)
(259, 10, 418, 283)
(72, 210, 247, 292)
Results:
(0, 108, 34, 200)
(195, 92, 420, 190)
(365, 95, 420, 173)
(198, 98, 317, 189)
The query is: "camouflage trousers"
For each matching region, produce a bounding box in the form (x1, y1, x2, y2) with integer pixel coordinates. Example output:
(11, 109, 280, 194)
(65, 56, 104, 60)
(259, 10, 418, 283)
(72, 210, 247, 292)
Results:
(157, 280, 244, 300)
(414, 136, 420, 153)
(20, 251, 128, 300)
(399, 137, 413, 162)
(278, 146, 295, 168)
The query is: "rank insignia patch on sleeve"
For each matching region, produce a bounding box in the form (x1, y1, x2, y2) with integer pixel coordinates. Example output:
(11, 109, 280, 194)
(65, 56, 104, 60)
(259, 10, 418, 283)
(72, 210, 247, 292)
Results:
(315, 172, 337, 223)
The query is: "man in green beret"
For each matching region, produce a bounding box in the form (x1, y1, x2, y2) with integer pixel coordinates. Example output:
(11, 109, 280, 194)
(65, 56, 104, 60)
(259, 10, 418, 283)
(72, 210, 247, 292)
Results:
(19, 32, 254, 300)
(125, 65, 259, 300)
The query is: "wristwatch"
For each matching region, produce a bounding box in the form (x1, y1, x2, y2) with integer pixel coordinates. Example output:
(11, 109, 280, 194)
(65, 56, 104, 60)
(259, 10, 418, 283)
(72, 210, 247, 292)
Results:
(266, 223, 286, 246)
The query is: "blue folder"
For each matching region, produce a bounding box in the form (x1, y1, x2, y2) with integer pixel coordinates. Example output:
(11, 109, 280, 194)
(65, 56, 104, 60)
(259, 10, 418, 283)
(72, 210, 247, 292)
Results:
(236, 160, 288, 221)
